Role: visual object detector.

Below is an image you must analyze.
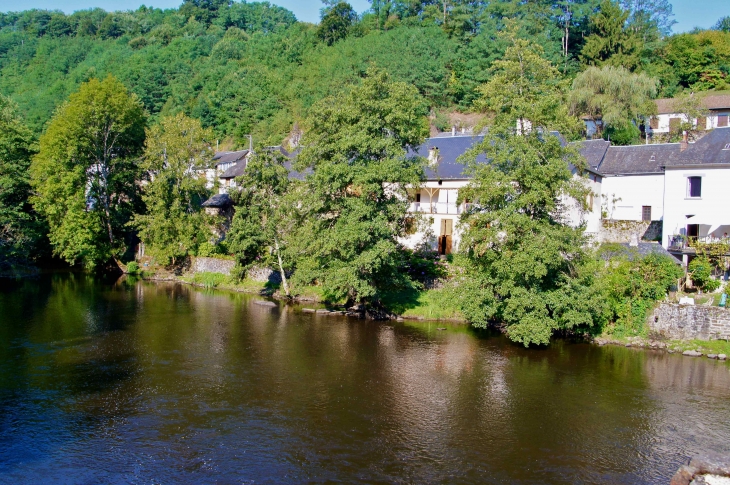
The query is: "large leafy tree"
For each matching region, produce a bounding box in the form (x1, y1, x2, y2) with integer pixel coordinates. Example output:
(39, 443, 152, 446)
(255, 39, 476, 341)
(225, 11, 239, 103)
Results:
(457, 30, 594, 346)
(133, 113, 214, 265)
(0, 95, 41, 265)
(569, 65, 658, 142)
(30, 75, 146, 269)
(293, 68, 428, 306)
(317, 2, 358, 45)
(227, 149, 299, 297)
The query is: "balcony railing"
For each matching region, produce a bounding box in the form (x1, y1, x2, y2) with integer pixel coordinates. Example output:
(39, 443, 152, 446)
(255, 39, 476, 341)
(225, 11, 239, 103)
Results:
(408, 202, 472, 215)
(668, 235, 730, 251)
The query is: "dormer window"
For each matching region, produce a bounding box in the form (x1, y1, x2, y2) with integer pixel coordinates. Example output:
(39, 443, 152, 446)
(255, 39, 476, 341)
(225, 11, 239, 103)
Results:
(687, 176, 702, 198)
(723, 143, 730, 150)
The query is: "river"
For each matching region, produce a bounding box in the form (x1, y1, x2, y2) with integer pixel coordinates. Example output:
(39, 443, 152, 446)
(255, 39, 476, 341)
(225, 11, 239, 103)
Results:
(1, 273, 729, 484)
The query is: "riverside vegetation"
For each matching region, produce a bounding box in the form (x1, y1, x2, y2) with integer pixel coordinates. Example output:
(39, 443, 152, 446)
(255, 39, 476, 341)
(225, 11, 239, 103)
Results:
(4, 0, 726, 346)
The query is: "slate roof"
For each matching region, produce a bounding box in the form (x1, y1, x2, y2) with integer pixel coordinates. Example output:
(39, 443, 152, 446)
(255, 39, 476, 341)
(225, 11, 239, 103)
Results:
(201, 193, 233, 208)
(213, 149, 249, 167)
(598, 143, 680, 175)
(220, 161, 247, 179)
(578, 139, 610, 171)
(666, 126, 730, 167)
(409, 135, 486, 180)
(599, 242, 679, 262)
(655, 94, 730, 114)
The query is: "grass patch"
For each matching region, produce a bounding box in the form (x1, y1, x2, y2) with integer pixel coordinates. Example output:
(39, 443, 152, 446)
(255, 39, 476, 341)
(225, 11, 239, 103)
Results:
(381, 287, 463, 320)
(189, 271, 227, 289)
(669, 339, 730, 355)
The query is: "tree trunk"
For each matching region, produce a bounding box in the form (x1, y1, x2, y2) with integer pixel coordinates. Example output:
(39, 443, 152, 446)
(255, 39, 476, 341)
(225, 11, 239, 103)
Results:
(274, 237, 290, 298)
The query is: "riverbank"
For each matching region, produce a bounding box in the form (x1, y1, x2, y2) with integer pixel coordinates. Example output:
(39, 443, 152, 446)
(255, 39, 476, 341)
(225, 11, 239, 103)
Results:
(594, 335, 730, 360)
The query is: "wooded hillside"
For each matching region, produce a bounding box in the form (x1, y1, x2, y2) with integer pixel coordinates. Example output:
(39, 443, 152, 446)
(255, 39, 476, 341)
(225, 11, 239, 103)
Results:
(1, 1, 729, 147)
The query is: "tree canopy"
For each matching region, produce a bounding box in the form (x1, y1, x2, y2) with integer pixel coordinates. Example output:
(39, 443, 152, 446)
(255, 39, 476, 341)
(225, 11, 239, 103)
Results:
(292, 68, 428, 306)
(30, 75, 146, 269)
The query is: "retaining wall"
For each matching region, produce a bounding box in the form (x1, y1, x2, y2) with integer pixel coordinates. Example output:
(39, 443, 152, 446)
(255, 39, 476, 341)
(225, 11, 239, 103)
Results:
(191, 257, 236, 276)
(598, 220, 663, 244)
(650, 302, 730, 340)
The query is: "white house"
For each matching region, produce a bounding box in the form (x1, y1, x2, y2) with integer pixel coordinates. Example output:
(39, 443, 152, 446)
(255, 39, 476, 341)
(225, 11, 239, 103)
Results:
(661, 127, 730, 263)
(205, 149, 251, 194)
(400, 133, 603, 254)
(647, 94, 730, 136)
(579, 140, 674, 224)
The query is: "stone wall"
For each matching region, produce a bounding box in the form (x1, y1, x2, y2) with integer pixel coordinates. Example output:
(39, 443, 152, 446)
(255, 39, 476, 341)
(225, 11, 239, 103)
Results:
(649, 303, 730, 340)
(247, 265, 282, 284)
(598, 220, 662, 244)
(191, 257, 236, 276)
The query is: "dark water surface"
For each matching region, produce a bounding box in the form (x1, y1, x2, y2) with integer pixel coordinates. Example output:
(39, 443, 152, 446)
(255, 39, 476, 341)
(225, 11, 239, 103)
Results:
(1, 274, 729, 484)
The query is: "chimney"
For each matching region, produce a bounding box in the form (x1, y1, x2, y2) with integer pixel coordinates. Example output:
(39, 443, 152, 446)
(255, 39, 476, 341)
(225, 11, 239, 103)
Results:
(681, 130, 688, 152)
(461, 127, 465, 134)
(451, 126, 456, 137)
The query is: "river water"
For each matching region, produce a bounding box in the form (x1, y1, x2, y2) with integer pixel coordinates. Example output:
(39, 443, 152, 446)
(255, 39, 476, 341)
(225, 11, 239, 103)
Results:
(1, 274, 729, 484)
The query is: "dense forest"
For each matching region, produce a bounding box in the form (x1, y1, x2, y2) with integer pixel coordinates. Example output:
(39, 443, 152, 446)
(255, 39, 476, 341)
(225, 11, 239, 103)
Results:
(1, 0, 727, 345)
(0, 0, 729, 146)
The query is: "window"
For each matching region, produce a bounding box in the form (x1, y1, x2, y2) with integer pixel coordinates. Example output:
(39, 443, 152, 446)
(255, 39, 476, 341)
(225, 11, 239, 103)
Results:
(718, 115, 729, 128)
(723, 143, 730, 151)
(649, 117, 659, 129)
(669, 117, 681, 131)
(416, 193, 421, 203)
(687, 176, 702, 198)
(642, 206, 652, 221)
(697, 116, 707, 131)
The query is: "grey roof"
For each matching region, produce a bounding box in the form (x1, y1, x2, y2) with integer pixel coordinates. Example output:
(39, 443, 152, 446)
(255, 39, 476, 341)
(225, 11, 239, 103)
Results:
(213, 150, 249, 167)
(598, 143, 680, 175)
(202, 193, 233, 208)
(409, 135, 486, 180)
(578, 139, 610, 171)
(220, 161, 247, 179)
(667, 126, 730, 167)
(599, 242, 679, 262)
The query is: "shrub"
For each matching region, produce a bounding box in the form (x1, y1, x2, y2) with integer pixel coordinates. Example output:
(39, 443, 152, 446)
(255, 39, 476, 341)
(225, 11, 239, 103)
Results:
(191, 271, 226, 289)
(689, 256, 719, 292)
(126, 261, 140, 274)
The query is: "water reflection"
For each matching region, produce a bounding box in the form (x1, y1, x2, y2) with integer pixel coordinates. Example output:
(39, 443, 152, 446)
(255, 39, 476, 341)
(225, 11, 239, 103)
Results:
(0, 274, 729, 484)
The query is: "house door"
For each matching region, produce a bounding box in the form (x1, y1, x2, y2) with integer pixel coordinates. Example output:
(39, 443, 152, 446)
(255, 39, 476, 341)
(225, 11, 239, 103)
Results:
(439, 218, 453, 255)
(687, 224, 699, 240)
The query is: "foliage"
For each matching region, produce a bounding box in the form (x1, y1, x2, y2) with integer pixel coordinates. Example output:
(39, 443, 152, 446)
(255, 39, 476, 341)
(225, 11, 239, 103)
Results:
(125, 261, 140, 274)
(133, 113, 214, 265)
(581, 0, 640, 70)
(30, 75, 146, 269)
(569, 65, 658, 137)
(715, 16, 730, 33)
(595, 249, 683, 337)
(317, 2, 357, 46)
(0, 94, 42, 265)
(190, 270, 226, 288)
(689, 256, 721, 292)
(603, 122, 640, 145)
(226, 148, 298, 296)
(458, 32, 590, 346)
(292, 68, 428, 306)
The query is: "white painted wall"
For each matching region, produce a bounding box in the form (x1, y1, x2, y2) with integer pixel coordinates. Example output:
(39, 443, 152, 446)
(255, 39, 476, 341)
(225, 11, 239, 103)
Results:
(647, 111, 730, 134)
(662, 166, 730, 247)
(601, 174, 665, 221)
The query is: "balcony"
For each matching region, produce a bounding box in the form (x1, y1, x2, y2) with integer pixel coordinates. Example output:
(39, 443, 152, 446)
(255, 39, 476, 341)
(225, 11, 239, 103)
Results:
(408, 202, 472, 215)
(668, 235, 730, 253)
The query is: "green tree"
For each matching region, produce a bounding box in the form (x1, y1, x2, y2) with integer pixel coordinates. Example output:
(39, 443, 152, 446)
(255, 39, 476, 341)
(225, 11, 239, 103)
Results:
(293, 68, 428, 306)
(317, 2, 358, 45)
(30, 75, 146, 269)
(715, 16, 730, 33)
(0, 95, 41, 265)
(457, 31, 592, 346)
(227, 149, 298, 296)
(581, 0, 640, 70)
(569, 65, 658, 142)
(134, 113, 214, 265)
(689, 256, 721, 293)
